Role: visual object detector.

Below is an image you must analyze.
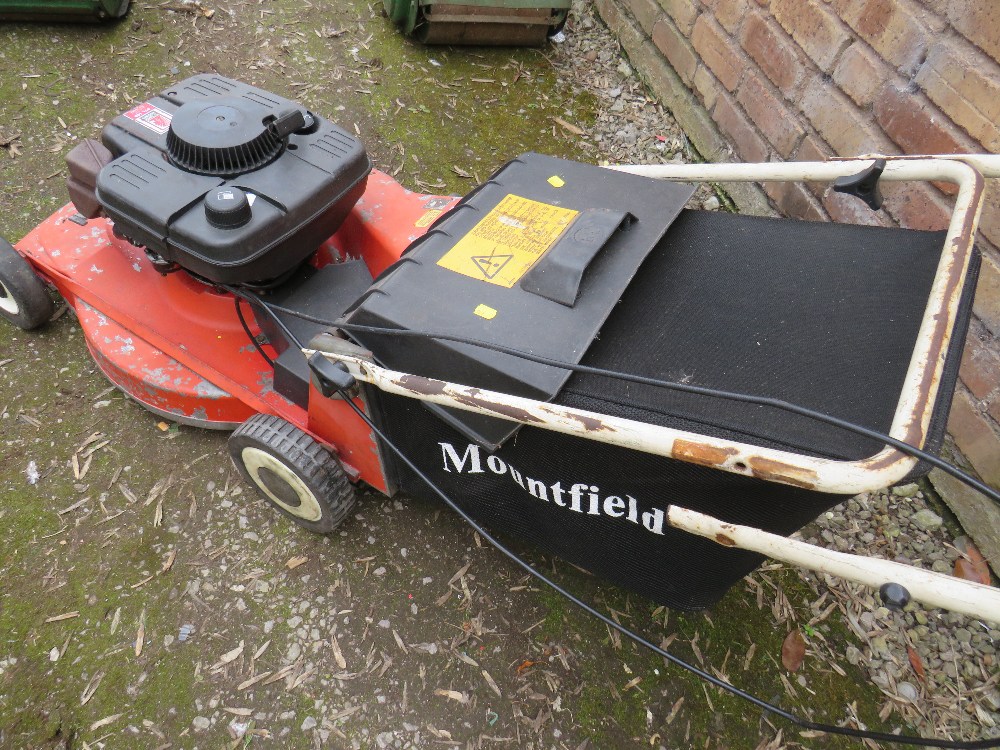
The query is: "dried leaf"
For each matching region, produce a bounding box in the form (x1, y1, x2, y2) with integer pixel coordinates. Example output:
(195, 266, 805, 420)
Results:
(89, 713, 123, 730)
(161, 548, 177, 573)
(80, 671, 104, 705)
(435, 590, 452, 607)
(448, 563, 471, 585)
(516, 659, 539, 674)
(45, 611, 79, 623)
(237, 671, 273, 691)
(622, 676, 642, 691)
(907, 645, 926, 684)
(57, 498, 89, 515)
(666, 696, 684, 724)
(135, 609, 146, 657)
(427, 724, 452, 740)
(262, 664, 295, 685)
(552, 116, 585, 135)
(976, 704, 997, 728)
(781, 629, 806, 672)
(327, 705, 361, 722)
(482, 669, 501, 697)
(954, 557, 990, 585)
(392, 629, 408, 654)
(216, 641, 245, 667)
(434, 688, 469, 703)
(330, 633, 347, 670)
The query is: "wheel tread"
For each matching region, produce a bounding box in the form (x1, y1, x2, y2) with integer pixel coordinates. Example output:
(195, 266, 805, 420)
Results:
(0, 237, 54, 330)
(229, 414, 355, 532)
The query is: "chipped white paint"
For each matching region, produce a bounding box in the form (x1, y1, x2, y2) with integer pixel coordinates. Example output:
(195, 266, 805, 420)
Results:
(669, 506, 1000, 622)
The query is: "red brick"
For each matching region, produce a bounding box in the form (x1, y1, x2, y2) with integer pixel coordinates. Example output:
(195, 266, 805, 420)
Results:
(829, 0, 928, 74)
(693, 64, 720, 110)
(822, 188, 894, 227)
(771, 0, 851, 72)
(736, 75, 804, 157)
(628, 0, 664, 35)
(763, 180, 825, 222)
(921, 0, 950, 15)
(880, 182, 951, 231)
(874, 85, 972, 156)
(946, 1, 1000, 65)
(714, 0, 745, 34)
(948, 389, 1000, 488)
(960, 331, 1000, 401)
(595, 0, 624, 34)
(977, 182, 1000, 250)
(915, 43, 1000, 153)
(712, 92, 769, 162)
(873, 85, 976, 197)
(794, 134, 830, 163)
(740, 13, 807, 99)
(691, 15, 745, 91)
(974, 250, 1000, 337)
(833, 43, 891, 108)
(988, 399, 1000, 426)
(794, 135, 832, 199)
(653, 18, 698, 85)
(658, 0, 699, 34)
(801, 78, 894, 156)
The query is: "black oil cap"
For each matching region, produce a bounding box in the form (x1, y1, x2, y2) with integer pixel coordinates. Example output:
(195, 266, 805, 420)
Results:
(204, 187, 252, 229)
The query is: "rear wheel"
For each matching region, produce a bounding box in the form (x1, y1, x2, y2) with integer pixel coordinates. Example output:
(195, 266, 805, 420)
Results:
(0, 238, 54, 330)
(229, 414, 356, 533)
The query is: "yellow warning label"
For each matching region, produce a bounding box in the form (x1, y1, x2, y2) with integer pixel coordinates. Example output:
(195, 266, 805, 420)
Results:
(547, 175, 565, 188)
(474, 303, 497, 320)
(436, 194, 578, 288)
(415, 209, 442, 228)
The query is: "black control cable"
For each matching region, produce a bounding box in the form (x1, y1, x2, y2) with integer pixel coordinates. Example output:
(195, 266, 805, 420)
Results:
(236, 290, 1000, 748)
(335, 392, 1000, 749)
(259, 304, 1000, 507)
(233, 296, 274, 368)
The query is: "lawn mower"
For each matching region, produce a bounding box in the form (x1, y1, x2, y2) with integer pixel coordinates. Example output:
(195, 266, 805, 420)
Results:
(3, 74, 1000, 744)
(382, 0, 570, 45)
(0, 0, 129, 21)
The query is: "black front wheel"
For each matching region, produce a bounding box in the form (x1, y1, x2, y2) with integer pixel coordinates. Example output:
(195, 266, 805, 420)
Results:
(228, 414, 357, 533)
(0, 238, 54, 330)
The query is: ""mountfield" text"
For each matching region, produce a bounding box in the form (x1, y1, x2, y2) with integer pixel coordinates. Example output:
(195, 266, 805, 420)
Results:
(439, 441, 666, 535)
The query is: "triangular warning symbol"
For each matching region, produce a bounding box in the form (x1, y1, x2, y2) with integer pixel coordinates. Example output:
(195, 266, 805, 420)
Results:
(471, 254, 513, 279)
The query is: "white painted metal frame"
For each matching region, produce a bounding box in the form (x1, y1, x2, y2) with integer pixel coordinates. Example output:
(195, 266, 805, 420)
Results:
(311, 154, 1000, 621)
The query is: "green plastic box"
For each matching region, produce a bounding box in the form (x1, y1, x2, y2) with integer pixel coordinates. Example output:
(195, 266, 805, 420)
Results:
(0, 0, 130, 21)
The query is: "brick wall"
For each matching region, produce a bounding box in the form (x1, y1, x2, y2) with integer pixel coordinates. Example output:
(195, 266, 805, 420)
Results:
(594, 0, 1000, 488)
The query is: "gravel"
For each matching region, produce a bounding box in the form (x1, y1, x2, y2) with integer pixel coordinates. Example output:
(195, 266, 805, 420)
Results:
(801, 485, 999, 739)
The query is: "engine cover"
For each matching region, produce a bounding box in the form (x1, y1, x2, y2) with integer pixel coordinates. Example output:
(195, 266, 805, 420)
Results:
(95, 75, 371, 284)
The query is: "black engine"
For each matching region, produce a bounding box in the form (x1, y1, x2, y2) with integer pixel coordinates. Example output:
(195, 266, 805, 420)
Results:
(66, 75, 371, 285)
